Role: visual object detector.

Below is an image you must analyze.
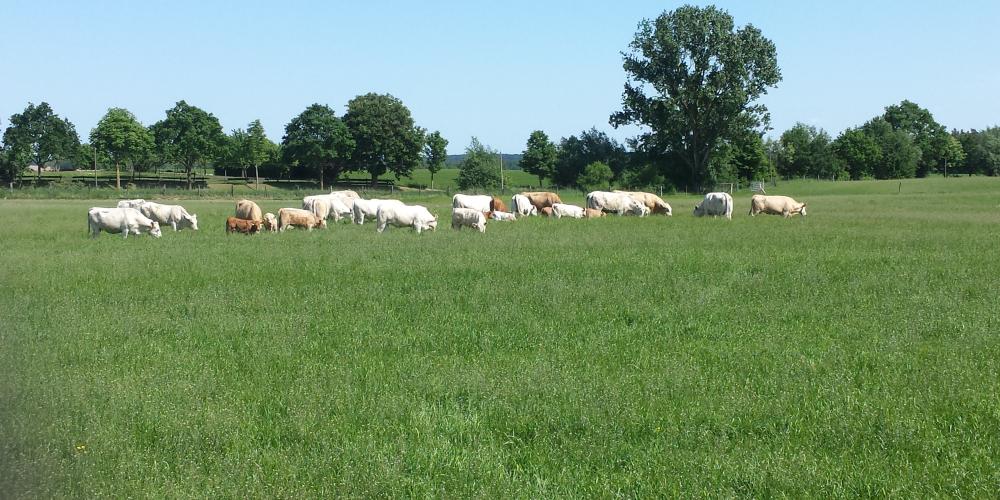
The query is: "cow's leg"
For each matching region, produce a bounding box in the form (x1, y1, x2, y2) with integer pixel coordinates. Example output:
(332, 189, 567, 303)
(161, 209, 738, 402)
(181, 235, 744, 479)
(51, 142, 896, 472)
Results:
(171, 221, 178, 231)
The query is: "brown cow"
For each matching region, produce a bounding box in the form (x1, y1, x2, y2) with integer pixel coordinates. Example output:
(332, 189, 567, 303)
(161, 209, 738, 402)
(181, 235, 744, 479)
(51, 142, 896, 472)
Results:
(235, 199, 263, 221)
(540, 206, 554, 217)
(277, 208, 327, 232)
(584, 208, 605, 218)
(226, 216, 262, 234)
(490, 196, 508, 213)
(520, 191, 563, 211)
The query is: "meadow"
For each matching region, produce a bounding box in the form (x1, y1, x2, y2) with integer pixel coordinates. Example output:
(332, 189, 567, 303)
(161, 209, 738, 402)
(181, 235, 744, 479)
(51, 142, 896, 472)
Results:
(1, 177, 998, 496)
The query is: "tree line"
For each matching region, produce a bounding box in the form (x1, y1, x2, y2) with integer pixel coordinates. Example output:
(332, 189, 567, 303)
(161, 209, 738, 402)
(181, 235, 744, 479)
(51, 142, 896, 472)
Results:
(3, 5, 998, 192)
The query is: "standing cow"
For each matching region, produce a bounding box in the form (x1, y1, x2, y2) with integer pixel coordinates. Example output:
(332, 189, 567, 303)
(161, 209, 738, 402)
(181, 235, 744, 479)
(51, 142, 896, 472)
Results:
(376, 203, 438, 234)
(511, 194, 538, 216)
(693, 192, 734, 219)
(139, 202, 199, 231)
(88, 207, 162, 238)
(749, 195, 807, 218)
(352, 198, 404, 225)
(452, 194, 493, 212)
(236, 199, 263, 222)
(520, 191, 562, 212)
(277, 208, 327, 231)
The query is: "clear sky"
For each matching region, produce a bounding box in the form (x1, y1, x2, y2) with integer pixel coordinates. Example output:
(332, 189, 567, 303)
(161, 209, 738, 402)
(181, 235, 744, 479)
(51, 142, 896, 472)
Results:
(2, 0, 998, 154)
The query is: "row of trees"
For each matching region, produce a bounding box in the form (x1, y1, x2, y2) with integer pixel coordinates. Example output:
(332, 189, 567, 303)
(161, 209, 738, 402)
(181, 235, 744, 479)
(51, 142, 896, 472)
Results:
(0, 94, 449, 190)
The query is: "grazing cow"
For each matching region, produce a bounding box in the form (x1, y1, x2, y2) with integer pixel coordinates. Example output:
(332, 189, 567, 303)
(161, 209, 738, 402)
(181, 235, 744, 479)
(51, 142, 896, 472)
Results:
(303, 194, 352, 222)
(520, 191, 562, 211)
(352, 198, 404, 225)
(490, 196, 508, 213)
(540, 206, 554, 217)
(376, 203, 438, 234)
(614, 190, 673, 216)
(510, 194, 538, 216)
(88, 207, 162, 239)
(749, 195, 807, 218)
(693, 192, 734, 219)
(139, 202, 199, 231)
(236, 199, 263, 221)
(552, 203, 585, 219)
(584, 208, 605, 219)
(586, 191, 647, 216)
(116, 199, 147, 209)
(277, 208, 327, 231)
(489, 211, 517, 221)
(226, 216, 262, 234)
(452, 194, 493, 212)
(451, 207, 487, 232)
(262, 212, 278, 232)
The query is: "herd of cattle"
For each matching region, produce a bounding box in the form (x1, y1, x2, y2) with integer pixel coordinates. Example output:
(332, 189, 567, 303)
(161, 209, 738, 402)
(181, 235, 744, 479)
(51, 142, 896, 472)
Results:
(84, 190, 807, 238)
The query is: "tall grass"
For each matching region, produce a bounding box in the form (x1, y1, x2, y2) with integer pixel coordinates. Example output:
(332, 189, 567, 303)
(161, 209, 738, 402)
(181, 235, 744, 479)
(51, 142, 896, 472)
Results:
(1, 177, 999, 496)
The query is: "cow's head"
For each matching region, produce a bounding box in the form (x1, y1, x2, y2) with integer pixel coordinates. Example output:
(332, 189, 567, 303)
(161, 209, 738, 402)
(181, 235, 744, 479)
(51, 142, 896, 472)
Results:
(184, 213, 199, 231)
(798, 203, 807, 216)
(693, 203, 703, 217)
(318, 219, 328, 229)
(149, 222, 162, 238)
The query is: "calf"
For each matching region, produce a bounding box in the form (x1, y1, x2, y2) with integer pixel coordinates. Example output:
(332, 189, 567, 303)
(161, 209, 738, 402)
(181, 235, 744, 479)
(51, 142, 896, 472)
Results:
(452, 207, 487, 232)
(278, 208, 327, 231)
(226, 216, 262, 234)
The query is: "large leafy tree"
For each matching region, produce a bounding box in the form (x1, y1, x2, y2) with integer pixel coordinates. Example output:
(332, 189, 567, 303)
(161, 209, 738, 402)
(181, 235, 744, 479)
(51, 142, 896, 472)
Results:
(282, 104, 354, 189)
(777, 123, 842, 179)
(2, 102, 80, 182)
(456, 137, 500, 190)
(833, 127, 882, 180)
(343, 93, 425, 186)
(863, 118, 920, 179)
(883, 100, 949, 177)
(520, 130, 557, 188)
(553, 128, 627, 187)
(151, 101, 225, 189)
(423, 130, 448, 189)
(90, 108, 154, 189)
(611, 5, 781, 190)
(223, 120, 275, 187)
(954, 128, 1000, 176)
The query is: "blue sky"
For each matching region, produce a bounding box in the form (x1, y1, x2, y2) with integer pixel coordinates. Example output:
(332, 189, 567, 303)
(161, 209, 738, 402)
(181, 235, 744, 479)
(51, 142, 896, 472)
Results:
(2, 0, 998, 154)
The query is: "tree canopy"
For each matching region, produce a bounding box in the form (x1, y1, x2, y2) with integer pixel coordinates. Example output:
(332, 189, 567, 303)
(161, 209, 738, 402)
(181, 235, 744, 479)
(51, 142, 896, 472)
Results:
(90, 108, 154, 188)
(151, 101, 225, 189)
(343, 93, 424, 185)
(423, 131, 448, 188)
(520, 130, 557, 188)
(456, 137, 500, 190)
(2, 102, 80, 181)
(577, 161, 614, 191)
(553, 128, 627, 188)
(281, 104, 354, 189)
(611, 5, 781, 189)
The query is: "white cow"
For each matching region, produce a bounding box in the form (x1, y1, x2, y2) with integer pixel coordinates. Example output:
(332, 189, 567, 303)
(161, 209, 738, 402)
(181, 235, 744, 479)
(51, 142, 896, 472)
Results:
(263, 212, 278, 232)
(693, 192, 734, 219)
(510, 194, 538, 216)
(116, 199, 147, 209)
(303, 191, 357, 221)
(139, 202, 199, 231)
(376, 203, 438, 234)
(749, 195, 807, 218)
(586, 191, 647, 216)
(88, 207, 162, 238)
(452, 194, 493, 212)
(551, 203, 585, 219)
(489, 211, 517, 221)
(352, 198, 405, 225)
(451, 207, 487, 232)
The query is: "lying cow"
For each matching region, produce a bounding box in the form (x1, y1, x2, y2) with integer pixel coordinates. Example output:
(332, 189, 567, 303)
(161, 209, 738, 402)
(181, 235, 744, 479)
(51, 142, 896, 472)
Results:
(584, 208, 605, 218)
(116, 199, 147, 209)
(451, 207, 487, 232)
(749, 195, 807, 218)
(226, 216, 262, 234)
(511, 194, 538, 216)
(236, 199, 263, 221)
(586, 191, 647, 216)
(693, 192, 734, 219)
(540, 207, 554, 217)
(352, 198, 404, 225)
(489, 211, 517, 221)
(277, 208, 327, 231)
(614, 190, 672, 216)
(88, 207, 162, 238)
(376, 203, 437, 234)
(452, 194, 493, 212)
(520, 191, 562, 211)
(263, 212, 278, 232)
(139, 201, 199, 231)
(552, 203, 585, 219)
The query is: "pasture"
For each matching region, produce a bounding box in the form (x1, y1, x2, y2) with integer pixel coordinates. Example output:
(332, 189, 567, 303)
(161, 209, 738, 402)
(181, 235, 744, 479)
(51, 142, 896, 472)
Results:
(1, 177, 999, 496)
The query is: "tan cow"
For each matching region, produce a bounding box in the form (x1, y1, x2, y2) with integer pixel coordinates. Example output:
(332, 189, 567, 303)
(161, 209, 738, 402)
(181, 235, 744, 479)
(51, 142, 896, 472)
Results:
(539, 206, 554, 217)
(520, 191, 563, 211)
(490, 196, 508, 213)
(236, 199, 263, 221)
(277, 208, 327, 231)
(614, 190, 672, 215)
(584, 208, 605, 218)
(749, 195, 807, 218)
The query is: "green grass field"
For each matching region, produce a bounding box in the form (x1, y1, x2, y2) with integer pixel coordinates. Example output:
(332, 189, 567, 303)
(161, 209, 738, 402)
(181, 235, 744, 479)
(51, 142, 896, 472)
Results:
(2, 177, 999, 496)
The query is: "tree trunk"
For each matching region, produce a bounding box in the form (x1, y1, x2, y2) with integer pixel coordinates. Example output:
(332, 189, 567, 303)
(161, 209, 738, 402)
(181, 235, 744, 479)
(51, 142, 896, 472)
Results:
(116, 161, 121, 190)
(539, 175, 544, 188)
(319, 167, 324, 190)
(371, 172, 378, 188)
(254, 163, 260, 190)
(187, 165, 193, 190)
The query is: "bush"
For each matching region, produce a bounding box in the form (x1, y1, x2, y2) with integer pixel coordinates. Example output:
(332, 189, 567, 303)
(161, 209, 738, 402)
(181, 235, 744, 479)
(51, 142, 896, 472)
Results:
(577, 161, 613, 191)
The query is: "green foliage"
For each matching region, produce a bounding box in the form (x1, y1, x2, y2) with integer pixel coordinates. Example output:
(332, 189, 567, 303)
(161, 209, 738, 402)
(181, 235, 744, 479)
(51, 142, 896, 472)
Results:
(281, 104, 354, 189)
(553, 128, 627, 188)
(151, 101, 226, 189)
(520, 130, 557, 187)
(953, 128, 1000, 176)
(883, 100, 949, 177)
(863, 118, 920, 179)
(456, 137, 500, 190)
(423, 131, 448, 187)
(776, 123, 844, 179)
(2, 102, 80, 181)
(343, 93, 424, 184)
(612, 5, 781, 189)
(221, 120, 277, 180)
(709, 132, 774, 183)
(832, 128, 882, 180)
(90, 108, 154, 185)
(577, 161, 614, 191)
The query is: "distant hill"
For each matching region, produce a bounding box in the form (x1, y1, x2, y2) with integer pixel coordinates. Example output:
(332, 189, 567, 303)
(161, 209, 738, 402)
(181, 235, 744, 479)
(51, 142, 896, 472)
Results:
(445, 154, 522, 170)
